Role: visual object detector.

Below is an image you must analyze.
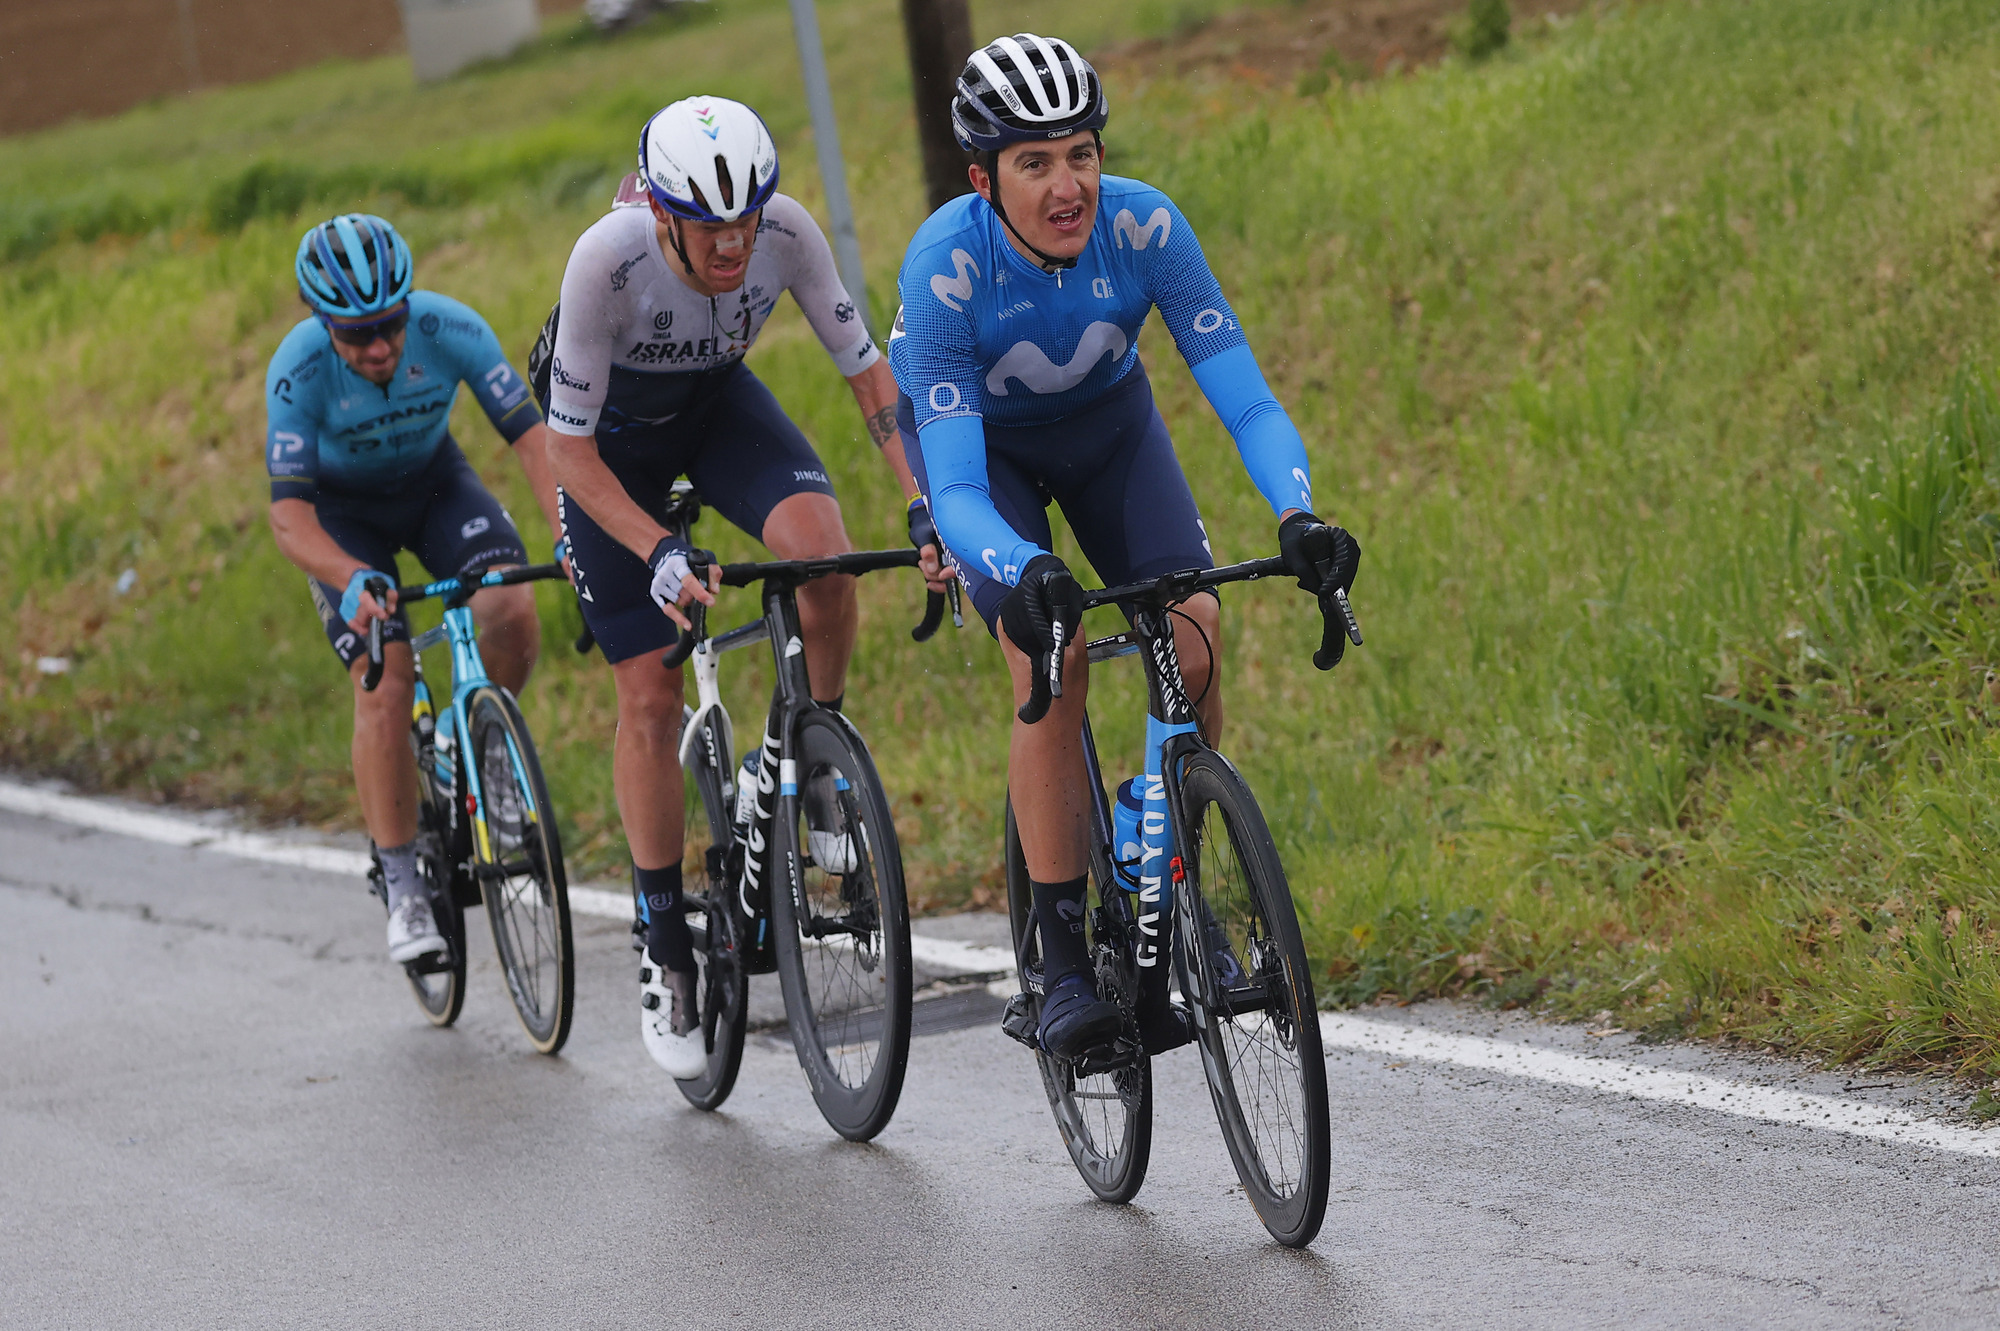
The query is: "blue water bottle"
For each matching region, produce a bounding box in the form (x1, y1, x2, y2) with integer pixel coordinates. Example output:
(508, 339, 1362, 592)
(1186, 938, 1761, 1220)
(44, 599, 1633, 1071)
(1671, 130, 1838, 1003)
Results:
(1111, 778, 1144, 885)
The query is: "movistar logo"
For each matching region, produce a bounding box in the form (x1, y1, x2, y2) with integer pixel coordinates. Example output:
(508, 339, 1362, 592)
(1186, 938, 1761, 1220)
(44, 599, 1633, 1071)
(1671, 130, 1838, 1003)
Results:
(931, 249, 980, 310)
(986, 322, 1128, 396)
(1112, 207, 1172, 251)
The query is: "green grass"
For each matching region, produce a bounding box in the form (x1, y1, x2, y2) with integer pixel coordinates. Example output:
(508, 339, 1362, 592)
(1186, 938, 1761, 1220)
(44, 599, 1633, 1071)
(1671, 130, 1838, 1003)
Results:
(11, 0, 2000, 1076)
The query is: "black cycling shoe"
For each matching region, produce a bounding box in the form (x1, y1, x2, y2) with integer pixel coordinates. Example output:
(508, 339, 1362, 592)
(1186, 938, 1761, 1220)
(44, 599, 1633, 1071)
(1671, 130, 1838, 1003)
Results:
(1139, 1001, 1196, 1055)
(1038, 974, 1123, 1059)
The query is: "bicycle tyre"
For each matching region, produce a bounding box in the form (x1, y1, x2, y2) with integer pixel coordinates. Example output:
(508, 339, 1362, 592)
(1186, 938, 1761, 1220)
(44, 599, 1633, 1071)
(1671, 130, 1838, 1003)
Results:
(1177, 749, 1330, 1248)
(673, 703, 749, 1110)
(466, 686, 575, 1055)
(769, 708, 912, 1141)
(397, 795, 467, 1027)
(1004, 800, 1153, 1204)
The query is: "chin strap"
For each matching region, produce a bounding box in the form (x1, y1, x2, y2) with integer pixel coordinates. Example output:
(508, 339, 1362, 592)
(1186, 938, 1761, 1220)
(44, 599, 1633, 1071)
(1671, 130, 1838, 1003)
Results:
(985, 150, 1078, 278)
(664, 215, 697, 277)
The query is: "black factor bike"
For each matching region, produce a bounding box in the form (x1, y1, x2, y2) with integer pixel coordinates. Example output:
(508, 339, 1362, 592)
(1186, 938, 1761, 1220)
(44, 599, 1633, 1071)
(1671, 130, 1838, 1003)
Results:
(358, 563, 577, 1054)
(643, 485, 947, 1140)
(993, 558, 1360, 1248)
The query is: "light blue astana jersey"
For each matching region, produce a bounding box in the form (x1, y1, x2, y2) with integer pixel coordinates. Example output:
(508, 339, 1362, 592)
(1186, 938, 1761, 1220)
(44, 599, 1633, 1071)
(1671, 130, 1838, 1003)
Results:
(265, 290, 541, 502)
(890, 175, 1314, 585)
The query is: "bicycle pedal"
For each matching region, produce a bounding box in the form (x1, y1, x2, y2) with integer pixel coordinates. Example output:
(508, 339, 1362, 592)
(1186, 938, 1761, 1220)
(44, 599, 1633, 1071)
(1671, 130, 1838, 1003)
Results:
(1000, 992, 1040, 1050)
(1140, 1002, 1197, 1055)
(1071, 1036, 1142, 1079)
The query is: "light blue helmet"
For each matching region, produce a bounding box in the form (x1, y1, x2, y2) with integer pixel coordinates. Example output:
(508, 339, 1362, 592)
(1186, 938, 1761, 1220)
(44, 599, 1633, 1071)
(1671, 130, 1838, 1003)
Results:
(294, 214, 413, 320)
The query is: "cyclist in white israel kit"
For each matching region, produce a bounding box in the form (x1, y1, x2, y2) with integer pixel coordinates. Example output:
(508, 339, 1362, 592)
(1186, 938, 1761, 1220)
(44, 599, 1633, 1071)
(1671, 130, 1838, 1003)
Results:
(532, 96, 951, 1079)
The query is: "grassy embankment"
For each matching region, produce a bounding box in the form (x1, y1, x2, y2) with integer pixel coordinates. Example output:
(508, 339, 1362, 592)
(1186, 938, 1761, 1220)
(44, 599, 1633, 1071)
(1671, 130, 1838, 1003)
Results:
(10, 0, 2000, 1077)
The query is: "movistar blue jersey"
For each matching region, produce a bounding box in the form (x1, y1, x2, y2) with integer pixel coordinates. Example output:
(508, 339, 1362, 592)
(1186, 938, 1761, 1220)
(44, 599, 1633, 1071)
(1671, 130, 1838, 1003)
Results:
(890, 176, 1314, 585)
(264, 290, 541, 502)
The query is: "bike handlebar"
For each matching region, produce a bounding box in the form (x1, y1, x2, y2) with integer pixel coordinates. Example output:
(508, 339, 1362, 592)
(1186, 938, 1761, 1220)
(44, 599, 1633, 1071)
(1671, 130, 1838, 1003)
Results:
(390, 561, 569, 607)
(1016, 554, 1365, 723)
(658, 547, 937, 670)
(910, 581, 963, 643)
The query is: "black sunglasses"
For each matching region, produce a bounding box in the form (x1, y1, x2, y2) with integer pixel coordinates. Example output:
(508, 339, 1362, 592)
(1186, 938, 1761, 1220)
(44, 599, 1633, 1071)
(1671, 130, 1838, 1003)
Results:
(324, 310, 409, 346)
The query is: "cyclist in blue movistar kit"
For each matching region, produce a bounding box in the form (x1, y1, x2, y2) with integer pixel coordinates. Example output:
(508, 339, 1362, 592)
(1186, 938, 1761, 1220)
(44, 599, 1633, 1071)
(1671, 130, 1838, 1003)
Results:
(891, 35, 1360, 1058)
(265, 213, 565, 966)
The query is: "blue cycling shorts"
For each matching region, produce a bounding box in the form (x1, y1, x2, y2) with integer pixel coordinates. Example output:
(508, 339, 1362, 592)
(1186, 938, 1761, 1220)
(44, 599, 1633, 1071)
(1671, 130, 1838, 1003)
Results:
(560, 362, 838, 664)
(307, 437, 528, 668)
(898, 363, 1214, 633)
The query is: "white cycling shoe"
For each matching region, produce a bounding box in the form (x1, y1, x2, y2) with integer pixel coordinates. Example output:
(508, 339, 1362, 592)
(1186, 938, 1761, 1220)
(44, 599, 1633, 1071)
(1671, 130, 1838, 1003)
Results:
(639, 953, 707, 1079)
(387, 895, 446, 964)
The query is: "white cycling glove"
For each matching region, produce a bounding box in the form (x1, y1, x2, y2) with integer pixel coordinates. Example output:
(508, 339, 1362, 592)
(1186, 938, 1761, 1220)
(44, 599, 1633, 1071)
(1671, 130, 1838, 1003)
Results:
(647, 537, 705, 612)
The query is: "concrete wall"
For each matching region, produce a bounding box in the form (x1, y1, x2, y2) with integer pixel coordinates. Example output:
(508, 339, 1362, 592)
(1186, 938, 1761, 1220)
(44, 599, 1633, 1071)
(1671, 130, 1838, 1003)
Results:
(0, 0, 581, 136)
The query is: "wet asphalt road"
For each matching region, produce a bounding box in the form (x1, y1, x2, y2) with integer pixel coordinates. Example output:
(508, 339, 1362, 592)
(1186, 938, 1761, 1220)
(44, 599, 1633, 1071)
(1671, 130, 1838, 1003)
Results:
(4, 806, 1999, 1329)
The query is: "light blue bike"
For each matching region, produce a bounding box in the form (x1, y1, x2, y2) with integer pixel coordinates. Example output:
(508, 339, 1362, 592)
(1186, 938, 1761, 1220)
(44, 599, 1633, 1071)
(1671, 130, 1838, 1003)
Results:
(359, 564, 574, 1053)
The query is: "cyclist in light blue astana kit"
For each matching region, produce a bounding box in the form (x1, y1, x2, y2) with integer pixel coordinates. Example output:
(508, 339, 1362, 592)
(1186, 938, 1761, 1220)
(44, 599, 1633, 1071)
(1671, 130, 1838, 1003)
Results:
(535, 96, 945, 1079)
(265, 213, 564, 967)
(891, 35, 1361, 1057)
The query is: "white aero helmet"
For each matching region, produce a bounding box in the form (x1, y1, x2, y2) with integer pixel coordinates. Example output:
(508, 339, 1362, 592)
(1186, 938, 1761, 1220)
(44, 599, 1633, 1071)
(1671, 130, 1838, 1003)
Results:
(638, 96, 780, 224)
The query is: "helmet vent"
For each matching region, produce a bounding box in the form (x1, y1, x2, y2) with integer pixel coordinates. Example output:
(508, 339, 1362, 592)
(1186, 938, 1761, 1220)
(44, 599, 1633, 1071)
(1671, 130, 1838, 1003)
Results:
(713, 155, 735, 211)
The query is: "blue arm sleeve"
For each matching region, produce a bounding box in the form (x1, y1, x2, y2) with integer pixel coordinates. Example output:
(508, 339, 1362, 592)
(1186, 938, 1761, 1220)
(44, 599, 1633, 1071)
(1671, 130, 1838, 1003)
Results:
(1189, 344, 1315, 517)
(918, 415, 1045, 587)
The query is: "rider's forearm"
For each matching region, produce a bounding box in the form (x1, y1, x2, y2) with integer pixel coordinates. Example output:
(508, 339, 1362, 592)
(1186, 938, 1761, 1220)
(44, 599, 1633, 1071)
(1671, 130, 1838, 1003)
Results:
(1188, 344, 1316, 518)
(268, 498, 370, 588)
(544, 428, 670, 559)
(847, 361, 920, 499)
(510, 423, 566, 551)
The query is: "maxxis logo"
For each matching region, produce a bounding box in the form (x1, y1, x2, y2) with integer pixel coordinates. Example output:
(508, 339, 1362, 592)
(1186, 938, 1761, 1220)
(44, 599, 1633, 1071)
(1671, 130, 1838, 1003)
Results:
(930, 249, 980, 310)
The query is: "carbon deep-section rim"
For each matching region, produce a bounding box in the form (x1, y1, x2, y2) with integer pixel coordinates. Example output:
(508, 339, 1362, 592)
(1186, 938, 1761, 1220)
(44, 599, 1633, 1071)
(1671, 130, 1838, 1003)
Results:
(673, 703, 748, 1110)
(769, 708, 912, 1141)
(1005, 799, 1153, 1204)
(467, 686, 575, 1055)
(1178, 749, 1330, 1248)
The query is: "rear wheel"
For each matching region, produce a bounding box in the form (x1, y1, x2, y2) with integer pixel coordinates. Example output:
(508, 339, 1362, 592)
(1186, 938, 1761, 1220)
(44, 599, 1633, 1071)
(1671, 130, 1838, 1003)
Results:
(1177, 749, 1330, 1248)
(467, 686, 575, 1055)
(672, 704, 748, 1111)
(1005, 800, 1153, 1204)
(769, 708, 912, 1141)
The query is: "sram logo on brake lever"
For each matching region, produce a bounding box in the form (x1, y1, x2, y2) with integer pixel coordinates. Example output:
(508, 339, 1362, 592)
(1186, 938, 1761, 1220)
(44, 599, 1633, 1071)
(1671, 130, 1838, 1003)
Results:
(1047, 619, 1067, 698)
(1330, 588, 1364, 646)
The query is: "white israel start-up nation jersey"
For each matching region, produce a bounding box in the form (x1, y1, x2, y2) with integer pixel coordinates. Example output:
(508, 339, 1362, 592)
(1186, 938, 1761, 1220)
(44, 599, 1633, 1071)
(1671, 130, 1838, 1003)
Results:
(543, 193, 879, 436)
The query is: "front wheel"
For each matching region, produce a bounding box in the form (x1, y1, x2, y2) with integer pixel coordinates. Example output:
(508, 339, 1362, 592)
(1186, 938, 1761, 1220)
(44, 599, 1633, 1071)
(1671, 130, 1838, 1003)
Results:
(673, 703, 748, 1111)
(1005, 800, 1153, 1204)
(1177, 749, 1330, 1249)
(466, 686, 575, 1055)
(769, 708, 912, 1142)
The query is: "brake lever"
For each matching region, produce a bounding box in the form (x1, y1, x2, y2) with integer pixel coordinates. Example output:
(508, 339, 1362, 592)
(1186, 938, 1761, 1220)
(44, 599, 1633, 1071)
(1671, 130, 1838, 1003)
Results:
(1312, 587, 1362, 672)
(948, 579, 964, 629)
(1330, 587, 1363, 645)
(360, 576, 391, 692)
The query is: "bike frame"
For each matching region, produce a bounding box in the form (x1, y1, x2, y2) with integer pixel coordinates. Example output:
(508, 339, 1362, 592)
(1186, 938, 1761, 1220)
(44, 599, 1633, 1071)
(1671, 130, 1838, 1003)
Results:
(675, 581, 816, 971)
(392, 566, 559, 886)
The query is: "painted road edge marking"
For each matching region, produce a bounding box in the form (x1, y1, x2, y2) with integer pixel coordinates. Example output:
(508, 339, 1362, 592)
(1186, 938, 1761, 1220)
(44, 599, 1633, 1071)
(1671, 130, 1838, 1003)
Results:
(1317, 1014, 2000, 1158)
(7, 776, 1993, 1157)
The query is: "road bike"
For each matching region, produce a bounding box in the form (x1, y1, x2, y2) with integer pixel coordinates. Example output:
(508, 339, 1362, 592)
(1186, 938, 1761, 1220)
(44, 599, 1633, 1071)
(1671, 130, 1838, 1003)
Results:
(650, 485, 944, 1141)
(358, 563, 576, 1054)
(995, 557, 1361, 1247)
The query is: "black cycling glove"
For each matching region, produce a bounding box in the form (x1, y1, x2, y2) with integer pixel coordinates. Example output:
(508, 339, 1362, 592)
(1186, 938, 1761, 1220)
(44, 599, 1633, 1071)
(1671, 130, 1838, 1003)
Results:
(1279, 511, 1360, 598)
(999, 554, 1085, 724)
(907, 495, 940, 554)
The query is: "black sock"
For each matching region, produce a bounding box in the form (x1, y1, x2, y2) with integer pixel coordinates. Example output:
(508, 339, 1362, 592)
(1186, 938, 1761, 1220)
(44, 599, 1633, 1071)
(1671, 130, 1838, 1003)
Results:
(816, 692, 844, 713)
(1031, 874, 1091, 988)
(637, 863, 693, 973)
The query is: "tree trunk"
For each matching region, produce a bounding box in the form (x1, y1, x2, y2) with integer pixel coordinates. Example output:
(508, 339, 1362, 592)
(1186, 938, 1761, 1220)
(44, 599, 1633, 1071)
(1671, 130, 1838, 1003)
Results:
(899, 0, 974, 214)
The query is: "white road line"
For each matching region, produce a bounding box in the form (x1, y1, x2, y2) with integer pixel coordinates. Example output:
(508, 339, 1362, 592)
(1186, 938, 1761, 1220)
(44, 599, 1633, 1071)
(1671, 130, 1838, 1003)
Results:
(8, 775, 1993, 1157)
(1318, 1014, 2000, 1158)
(0, 778, 372, 877)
